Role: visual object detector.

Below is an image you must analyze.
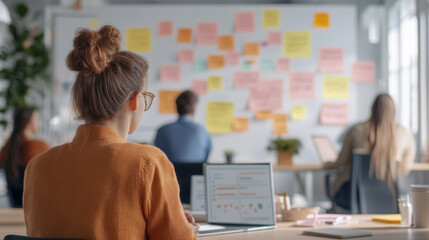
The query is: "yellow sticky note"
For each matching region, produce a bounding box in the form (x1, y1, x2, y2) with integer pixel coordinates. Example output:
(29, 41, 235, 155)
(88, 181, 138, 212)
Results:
(372, 215, 401, 224)
(263, 9, 281, 28)
(314, 13, 330, 28)
(234, 118, 249, 131)
(219, 35, 234, 51)
(244, 43, 259, 56)
(177, 28, 192, 43)
(256, 111, 273, 120)
(284, 31, 311, 58)
(208, 55, 225, 69)
(291, 105, 307, 120)
(126, 28, 151, 53)
(323, 76, 349, 99)
(206, 102, 234, 134)
(158, 90, 181, 114)
(90, 19, 99, 27)
(273, 113, 287, 135)
(208, 76, 222, 90)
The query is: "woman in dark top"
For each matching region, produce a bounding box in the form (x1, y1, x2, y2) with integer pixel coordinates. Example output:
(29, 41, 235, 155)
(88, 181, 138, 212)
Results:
(0, 107, 49, 207)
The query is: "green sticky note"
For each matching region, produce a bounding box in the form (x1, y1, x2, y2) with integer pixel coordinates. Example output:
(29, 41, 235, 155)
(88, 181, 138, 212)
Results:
(194, 58, 207, 72)
(261, 59, 275, 72)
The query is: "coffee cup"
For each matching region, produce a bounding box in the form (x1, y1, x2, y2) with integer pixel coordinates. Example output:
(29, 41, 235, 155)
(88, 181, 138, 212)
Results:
(410, 185, 429, 228)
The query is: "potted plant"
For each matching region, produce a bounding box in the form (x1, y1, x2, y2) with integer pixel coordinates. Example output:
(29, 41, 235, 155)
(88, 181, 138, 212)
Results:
(224, 149, 235, 164)
(0, 3, 49, 127)
(267, 138, 302, 165)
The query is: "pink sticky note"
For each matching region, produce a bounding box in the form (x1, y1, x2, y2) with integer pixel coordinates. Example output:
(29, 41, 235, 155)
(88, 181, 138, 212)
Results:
(192, 80, 207, 96)
(319, 48, 344, 73)
(234, 71, 259, 89)
(320, 103, 349, 126)
(225, 51, 240, 65)
(160, 65, 180, 82)
(158, 21, 173, 36)
(351, 61, 375, 83)
(235, 12, 255, 33)
(268, 32, 282, 45)
(197, 22, 218, 45)
(289, 72, 315, 99)
(276, 58, 290, 72)
(178, 49, 194, 64)
(248, 80, 283, 111)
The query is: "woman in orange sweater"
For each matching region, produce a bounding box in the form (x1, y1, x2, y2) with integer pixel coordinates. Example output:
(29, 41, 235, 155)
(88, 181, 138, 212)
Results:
(0, 107, 49, 208)
(23, 25, 198, 239)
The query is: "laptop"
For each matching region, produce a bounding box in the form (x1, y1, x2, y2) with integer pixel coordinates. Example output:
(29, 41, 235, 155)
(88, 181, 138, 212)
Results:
(199, 163, 276, 237)
(312, 136, 338, 163)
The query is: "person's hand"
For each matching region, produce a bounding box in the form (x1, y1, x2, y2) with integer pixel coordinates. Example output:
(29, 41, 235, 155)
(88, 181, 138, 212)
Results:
(185, 212, 200, 233)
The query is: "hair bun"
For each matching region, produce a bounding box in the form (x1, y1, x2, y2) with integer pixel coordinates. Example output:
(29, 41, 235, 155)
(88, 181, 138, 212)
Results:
(66, 25, 121, 74)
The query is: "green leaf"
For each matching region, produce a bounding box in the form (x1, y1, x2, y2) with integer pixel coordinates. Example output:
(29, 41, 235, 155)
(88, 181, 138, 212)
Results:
(15, 3, 29, 18)
(8, 24, 18, 39)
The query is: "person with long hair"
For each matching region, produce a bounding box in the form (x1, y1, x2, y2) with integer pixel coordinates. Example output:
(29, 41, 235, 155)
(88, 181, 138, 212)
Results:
(327, 93, 416, 210)
(23, 25, 198, 239)
(0, 107, 49, 208)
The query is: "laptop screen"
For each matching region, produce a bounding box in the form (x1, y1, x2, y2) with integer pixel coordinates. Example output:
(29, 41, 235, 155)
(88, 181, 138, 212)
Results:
(205, 163, 275, 226)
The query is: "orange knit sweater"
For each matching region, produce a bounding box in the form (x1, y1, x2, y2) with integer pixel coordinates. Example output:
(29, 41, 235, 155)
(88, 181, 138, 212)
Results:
(23, 124, 195, 240)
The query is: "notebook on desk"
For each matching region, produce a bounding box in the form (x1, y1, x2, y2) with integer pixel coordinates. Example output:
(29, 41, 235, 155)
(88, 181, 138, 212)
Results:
(198, 163, 276, 237)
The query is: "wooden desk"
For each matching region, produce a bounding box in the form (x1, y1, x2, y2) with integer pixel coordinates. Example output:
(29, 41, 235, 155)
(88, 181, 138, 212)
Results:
(201, 215, 429, 239)
(273, 162, 429, 205)
(0, 209, 428, 239)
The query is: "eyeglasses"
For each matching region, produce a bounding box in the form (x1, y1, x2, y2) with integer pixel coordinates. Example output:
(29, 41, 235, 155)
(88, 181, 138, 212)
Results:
(139, 91, 156, 111)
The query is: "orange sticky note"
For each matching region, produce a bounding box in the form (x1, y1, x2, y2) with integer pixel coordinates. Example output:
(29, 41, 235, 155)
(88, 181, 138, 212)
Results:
(208, 55, 225, 69)
(158, 90, 182, 114)
(158, 21, 173, 36)
(273, 114, 287, 135)
(244, 43, 259, 56)
(177, 28, 192, 43)
(234, 118, 249, 131)
(314, 13, 330, 28)
(256, 111, 273, 120)
(219, 35, 234, 51)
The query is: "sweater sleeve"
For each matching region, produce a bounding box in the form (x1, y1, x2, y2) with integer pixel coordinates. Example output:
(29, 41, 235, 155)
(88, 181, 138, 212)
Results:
(141, 151, 196, 240)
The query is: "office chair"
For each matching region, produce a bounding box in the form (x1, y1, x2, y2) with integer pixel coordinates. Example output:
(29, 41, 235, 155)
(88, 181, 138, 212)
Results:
(4, 236, 84, 240)
(349, 152, 398, 214)
(171, 163, 203, 204)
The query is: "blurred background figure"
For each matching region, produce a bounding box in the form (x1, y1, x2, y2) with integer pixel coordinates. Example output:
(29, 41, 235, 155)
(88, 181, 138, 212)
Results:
(326, 94, 415, 211)
(154, 90, 211, 163)
(0, 107, 49, 207)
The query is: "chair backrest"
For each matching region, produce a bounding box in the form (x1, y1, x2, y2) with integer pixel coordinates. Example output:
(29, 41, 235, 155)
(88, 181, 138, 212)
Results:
(171, 163, 203, 204)
(4, 235, 84, 240)
(350, 152, 397, 214)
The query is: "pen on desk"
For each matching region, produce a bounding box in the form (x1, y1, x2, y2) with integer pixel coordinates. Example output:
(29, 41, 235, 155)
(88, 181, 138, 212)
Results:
(284, 192, 291, 211)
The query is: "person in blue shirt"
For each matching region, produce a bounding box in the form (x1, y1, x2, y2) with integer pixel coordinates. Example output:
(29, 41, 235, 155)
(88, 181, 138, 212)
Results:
(154, 90, 211, 163)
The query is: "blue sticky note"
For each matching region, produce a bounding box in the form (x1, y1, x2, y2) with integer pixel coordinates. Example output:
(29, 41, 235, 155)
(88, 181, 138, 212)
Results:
(260, 59, 275, 72)
(194, 58, 207, 72)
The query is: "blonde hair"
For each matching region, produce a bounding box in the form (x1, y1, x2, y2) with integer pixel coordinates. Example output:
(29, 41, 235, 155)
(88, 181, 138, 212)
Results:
(365, 94, 397, 182)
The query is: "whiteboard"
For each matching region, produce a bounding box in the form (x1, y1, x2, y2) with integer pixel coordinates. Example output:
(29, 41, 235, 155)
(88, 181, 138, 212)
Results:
(47, 4, 375, 164)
